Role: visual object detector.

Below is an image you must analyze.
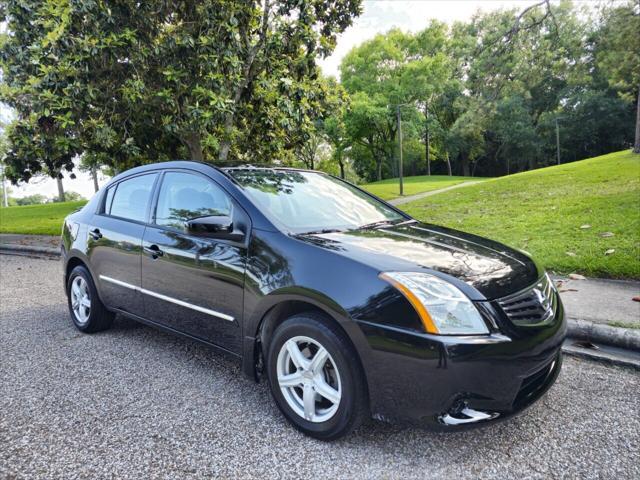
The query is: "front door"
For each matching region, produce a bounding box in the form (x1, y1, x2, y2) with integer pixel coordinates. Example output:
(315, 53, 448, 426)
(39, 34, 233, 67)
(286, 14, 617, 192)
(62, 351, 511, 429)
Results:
(88, 172, 159, 317)
(141, 170, 246, 354)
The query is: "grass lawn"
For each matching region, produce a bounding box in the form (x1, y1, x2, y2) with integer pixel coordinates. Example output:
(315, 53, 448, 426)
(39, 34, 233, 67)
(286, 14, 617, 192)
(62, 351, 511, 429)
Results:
(401, 150, 640, 279)
(361, 174, 484, 200)
(0, 201, 87, 235)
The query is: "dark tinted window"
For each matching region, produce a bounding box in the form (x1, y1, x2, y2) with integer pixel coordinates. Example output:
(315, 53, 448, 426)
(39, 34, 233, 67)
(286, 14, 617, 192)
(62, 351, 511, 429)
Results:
(109, 173, 157, 222)
(155, 172, 231, 230)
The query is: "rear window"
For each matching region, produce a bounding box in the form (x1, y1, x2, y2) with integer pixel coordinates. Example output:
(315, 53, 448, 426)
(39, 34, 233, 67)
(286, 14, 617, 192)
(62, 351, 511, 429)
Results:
(107, 173, 157, 222)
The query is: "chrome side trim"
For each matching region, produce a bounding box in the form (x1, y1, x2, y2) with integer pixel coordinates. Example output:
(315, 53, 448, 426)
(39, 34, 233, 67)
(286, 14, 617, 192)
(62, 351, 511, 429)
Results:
(99, 275, 235, 322)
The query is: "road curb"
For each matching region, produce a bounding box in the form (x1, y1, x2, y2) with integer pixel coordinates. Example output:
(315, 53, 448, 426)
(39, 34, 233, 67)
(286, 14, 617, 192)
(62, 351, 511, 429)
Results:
(0, 243, 60, 257)
(567, 318, 640, 352)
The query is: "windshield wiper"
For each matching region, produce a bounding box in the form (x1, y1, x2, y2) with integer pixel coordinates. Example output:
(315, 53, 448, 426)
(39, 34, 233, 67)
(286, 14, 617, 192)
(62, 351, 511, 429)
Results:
(357, 220, 397, 230)
(296, 228, 343, 236)
(357, 218, 416, 230)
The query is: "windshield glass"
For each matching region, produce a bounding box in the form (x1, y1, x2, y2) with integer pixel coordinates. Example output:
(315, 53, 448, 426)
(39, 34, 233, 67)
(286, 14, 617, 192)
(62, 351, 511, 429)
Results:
(228, 169, 405, 233)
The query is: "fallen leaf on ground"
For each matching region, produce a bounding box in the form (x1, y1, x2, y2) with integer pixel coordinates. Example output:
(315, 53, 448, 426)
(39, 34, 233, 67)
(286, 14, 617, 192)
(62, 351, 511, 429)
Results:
(632, 296, 640, 303)
(565, 252, 577, 257)
(559, 288, 579, 293)
(580, 224, 591, 229)
(599, 232, 615, 238)
(604, 249, 615, 255)
(569, 273, 586, 280)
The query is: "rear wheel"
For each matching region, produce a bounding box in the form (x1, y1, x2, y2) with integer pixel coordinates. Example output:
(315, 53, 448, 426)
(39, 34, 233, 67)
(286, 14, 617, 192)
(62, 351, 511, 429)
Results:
(66, 265, 114, 333)
(266, 312, 368, 440)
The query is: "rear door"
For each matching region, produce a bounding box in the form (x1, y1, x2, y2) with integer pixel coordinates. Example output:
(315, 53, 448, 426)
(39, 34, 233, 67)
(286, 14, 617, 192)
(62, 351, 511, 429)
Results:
(140, 170, 247, 353)
(88, 172, 159, 317)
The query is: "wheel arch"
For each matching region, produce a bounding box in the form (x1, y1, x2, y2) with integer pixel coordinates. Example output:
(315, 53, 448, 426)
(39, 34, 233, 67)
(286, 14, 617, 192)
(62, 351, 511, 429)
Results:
(241, 292, 373, 400)
(64, 251, 107, 306)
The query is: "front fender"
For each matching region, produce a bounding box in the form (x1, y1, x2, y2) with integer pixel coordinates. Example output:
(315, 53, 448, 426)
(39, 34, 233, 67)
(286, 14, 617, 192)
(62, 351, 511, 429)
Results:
(240, 287, 374, 385)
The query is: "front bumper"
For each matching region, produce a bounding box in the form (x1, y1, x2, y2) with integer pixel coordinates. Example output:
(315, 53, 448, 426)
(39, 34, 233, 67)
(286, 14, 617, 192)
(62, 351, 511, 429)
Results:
(358, 300, 566, 428)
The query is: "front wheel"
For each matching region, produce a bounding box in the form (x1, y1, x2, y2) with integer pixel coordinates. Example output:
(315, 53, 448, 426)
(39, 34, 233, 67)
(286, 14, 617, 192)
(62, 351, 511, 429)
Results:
(266, 312, 368, 440)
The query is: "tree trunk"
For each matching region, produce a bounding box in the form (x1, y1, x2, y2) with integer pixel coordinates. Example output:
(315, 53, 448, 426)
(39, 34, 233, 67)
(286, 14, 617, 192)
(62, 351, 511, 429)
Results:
(634, 83, 640, 154)
(445, 153, 452, 176)
(338, 155, 345, 179)
(376, 159, 383, 181)
(460, 156, 470, 176)
(218, 112, 234, 163)
(56, 175, 65, 202)
(184, 132, 205, 162)
(91, 166, 99, 192)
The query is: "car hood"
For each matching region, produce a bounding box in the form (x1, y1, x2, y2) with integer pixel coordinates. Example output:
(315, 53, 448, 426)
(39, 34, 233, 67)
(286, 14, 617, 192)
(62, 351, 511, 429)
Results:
(299, 222, 541, 300)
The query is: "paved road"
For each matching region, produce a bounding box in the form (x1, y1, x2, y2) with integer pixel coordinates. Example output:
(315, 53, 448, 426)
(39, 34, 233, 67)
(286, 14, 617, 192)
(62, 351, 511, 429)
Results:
(1, 254, 639, 479)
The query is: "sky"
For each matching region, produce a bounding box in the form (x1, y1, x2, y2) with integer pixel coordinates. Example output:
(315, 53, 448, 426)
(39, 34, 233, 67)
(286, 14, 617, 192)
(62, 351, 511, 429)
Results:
(2, 0, 599, 200)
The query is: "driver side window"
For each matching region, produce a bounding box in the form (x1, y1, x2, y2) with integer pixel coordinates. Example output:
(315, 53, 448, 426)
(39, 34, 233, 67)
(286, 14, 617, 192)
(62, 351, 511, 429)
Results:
(155, 172, 231, 231)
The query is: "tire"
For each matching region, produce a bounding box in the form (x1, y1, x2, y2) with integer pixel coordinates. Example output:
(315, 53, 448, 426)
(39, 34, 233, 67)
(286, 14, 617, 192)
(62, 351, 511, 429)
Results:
(266, 312, 368, 440)
(66, 265, 114, 333)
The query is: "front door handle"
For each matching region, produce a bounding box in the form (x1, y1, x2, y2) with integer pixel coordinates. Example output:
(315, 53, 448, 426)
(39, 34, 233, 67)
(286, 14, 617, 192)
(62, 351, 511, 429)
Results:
(143, 244, 164, 259)
(89, 228, 102, 240)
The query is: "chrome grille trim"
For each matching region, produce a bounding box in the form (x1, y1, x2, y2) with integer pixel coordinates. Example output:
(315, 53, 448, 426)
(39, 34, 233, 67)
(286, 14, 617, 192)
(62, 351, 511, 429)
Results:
(497, 275, 557, 327)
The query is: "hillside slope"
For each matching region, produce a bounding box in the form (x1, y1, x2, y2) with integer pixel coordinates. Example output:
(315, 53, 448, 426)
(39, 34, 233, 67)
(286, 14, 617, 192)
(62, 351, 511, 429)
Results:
(401, 150, 640, 278)
(0, 201, 87, 235)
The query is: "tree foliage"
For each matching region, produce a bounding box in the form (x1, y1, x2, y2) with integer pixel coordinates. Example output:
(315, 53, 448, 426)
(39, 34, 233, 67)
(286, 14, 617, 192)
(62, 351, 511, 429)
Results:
(0, 0, 362, 182)
(331, 0, 637, 180)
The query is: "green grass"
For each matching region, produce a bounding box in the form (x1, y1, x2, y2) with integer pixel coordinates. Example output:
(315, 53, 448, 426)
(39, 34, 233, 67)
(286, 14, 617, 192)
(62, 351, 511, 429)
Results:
(401, 150, 640, 279)
(0, 201, 87, 235)
(361, 175, 484, 200)
(608, 320, 640, 329)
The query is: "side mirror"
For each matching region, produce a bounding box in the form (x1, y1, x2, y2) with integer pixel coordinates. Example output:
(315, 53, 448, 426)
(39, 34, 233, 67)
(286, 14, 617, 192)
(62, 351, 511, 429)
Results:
(185, 215, 244, 241)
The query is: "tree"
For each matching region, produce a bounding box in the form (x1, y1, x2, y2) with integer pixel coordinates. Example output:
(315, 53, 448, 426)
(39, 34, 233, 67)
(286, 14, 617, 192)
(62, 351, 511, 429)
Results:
(15, 194, 47, 205)
(0, 0, 363, 183)
(596, 1, 640, 152)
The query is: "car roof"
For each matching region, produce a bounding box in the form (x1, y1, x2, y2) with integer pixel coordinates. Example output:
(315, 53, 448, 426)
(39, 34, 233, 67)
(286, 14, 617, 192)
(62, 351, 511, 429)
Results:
(221, 165, 318, 174)
(108, 161, 320, 184)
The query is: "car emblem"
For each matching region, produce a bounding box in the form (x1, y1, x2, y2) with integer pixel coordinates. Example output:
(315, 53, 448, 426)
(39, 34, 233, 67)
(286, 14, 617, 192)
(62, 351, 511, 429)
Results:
(533, 287, 551, 311)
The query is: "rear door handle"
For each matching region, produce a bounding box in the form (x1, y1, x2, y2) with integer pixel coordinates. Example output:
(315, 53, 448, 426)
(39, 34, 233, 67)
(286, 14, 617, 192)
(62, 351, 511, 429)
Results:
(143, 244, 164, 258)
(89, 228, 102, 240)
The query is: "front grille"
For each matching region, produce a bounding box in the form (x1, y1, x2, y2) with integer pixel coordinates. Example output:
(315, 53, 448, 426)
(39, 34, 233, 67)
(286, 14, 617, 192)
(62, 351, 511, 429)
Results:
(497, 275, 558, 327)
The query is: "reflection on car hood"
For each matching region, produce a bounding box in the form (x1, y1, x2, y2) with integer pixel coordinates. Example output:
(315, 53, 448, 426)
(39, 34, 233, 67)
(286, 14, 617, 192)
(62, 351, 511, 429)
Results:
(300, 222, 541, 300)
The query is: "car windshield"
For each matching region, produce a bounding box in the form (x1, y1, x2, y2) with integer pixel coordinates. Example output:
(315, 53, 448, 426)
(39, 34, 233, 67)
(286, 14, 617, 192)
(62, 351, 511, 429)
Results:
(227, 169, 405, 234)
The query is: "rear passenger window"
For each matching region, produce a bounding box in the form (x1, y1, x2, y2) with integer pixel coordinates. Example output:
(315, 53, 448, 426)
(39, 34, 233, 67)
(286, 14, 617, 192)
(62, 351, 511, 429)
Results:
(108, 174, 157, 222)
(155, 172, 231, 230)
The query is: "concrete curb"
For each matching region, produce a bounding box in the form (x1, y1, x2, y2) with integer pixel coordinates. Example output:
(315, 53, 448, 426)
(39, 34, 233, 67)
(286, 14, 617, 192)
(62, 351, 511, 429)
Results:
(0, 243, 60, 256)
(567, 318, 640, 352)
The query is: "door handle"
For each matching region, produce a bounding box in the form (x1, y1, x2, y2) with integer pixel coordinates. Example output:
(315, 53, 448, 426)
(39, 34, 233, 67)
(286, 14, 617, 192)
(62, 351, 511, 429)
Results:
(143, 244, 164, 258)
(89, 228, 102, 240)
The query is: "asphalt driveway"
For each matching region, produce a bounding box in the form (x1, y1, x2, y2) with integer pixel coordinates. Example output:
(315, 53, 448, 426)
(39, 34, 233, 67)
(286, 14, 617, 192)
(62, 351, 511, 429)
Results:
(1, 254, 638, 479)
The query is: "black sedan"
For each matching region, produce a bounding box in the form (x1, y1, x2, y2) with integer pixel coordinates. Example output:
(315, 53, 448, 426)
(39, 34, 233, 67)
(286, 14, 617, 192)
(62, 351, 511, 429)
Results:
(61, 161, 565, 440)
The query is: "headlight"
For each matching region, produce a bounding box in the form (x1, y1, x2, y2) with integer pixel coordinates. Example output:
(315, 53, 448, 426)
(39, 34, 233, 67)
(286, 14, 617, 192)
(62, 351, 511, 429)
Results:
(379, 272, 489, 335)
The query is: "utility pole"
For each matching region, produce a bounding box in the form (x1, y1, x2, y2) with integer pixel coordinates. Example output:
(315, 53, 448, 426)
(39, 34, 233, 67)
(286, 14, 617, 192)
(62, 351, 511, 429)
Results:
(425, 104, 431, 176)
(397, 105, 403, 196)
(555, 117, 561, 165)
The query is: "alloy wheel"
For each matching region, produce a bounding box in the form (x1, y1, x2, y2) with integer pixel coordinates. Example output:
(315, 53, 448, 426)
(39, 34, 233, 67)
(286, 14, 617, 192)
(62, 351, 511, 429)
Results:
(70, 276, 91, 325)
(276, 335, 342, 423)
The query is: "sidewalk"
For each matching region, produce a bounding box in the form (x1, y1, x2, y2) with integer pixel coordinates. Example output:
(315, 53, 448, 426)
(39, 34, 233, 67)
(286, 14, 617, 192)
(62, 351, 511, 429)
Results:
(388, 180, 483, 206)
(1, 233, 638, 350)
(553, 275, 640, 329)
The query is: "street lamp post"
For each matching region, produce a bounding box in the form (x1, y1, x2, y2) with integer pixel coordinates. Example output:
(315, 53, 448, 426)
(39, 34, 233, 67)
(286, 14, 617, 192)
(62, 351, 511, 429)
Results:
(555, 116, 562, 165)
(396, 105, 403, 196)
